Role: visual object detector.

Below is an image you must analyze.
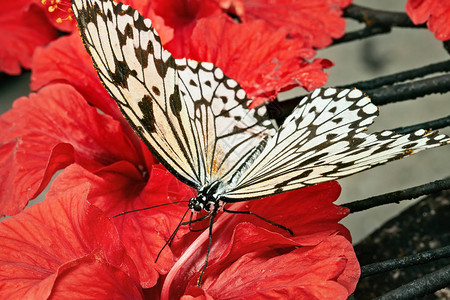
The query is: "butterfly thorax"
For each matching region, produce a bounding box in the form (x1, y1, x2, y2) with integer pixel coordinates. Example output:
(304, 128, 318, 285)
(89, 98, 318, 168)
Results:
(188, 181, 225, 213)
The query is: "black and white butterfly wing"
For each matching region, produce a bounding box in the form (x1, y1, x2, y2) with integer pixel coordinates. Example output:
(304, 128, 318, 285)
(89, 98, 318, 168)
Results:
(72, 0, 274, 188)
(223, 88, 450, 200)
(176, 59, 275, 184)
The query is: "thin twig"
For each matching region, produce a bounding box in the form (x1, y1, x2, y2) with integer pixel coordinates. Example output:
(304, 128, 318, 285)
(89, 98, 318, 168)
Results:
(366, 74, 450, 105)
(344, 4, 424, 28)
(391, 115, 450, 134)
(332, 25, 391, 46)
(361, 246, 450, 277)
(339, 60, 450, 90)
(333, 4, 427, 46)
(374, 264, 450, 300)
(341, 178, 450, 213)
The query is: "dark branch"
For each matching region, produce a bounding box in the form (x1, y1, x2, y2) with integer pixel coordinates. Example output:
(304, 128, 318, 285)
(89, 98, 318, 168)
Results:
(331, 25, 391, 46)
(343, 4, 424, 28)
(361, 246, 450, 277)
(444, 40, 450, 55)
(341, 178, 450, 213)
(391, 115, 450, 134)
(339, 60, 450, 90)
(374, 264, 450, 299)
(365, 74, 450, 106)
(332, 5, 427, 46)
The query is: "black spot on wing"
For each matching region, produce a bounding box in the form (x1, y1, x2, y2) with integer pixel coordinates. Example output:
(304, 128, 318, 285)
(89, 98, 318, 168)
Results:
(327, 133, 338, 140)
(139, 95, 156, 132)
(106, 9, 113, 21)
(155, 55, 175, 78)
(152, 86, 160, 96)
(122, 22, 134, 39)
(296, 152, 328, 168)
(189, 79, 198, 87)
(134, 47, 148, 69)
(402, 142, 418, 149)
(333, 117, 343, 124)
(170, 85, 182, 117)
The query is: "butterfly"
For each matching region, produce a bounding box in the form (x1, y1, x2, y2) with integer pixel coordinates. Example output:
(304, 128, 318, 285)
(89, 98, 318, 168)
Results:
(71, 0, 449, 285)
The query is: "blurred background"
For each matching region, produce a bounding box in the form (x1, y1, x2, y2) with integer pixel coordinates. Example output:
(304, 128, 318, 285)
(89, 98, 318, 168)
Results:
(0, 0, 449, 244)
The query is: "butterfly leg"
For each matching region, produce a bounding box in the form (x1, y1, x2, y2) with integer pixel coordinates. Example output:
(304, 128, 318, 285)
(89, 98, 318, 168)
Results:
(223, 207, 294, 236)
(185, 211, 211, 232)
(197, 211, 216, 287)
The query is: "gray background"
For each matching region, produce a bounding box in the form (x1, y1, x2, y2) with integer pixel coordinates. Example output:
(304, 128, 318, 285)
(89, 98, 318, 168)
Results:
(1, 0, 449, 243)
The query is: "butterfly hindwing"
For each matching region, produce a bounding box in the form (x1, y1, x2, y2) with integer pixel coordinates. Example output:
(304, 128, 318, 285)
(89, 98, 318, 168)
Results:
(223, 88, 449, 200)
(72, 0, 274, 188)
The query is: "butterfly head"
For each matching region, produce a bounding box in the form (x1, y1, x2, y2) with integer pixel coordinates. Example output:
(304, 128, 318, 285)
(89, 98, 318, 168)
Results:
(188, 195, 207, 212)
(189, 181, 223, 213)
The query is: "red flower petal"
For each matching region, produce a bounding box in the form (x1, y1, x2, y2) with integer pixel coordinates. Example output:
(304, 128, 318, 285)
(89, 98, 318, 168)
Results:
(47, 163, 194, 288)
(218, 0, 352, 49)
(186, 16, 330, 106)
(50, 250, 143, 299)
(406, 0, 450, 41)
(406, 0, 434, 23)
(164, 182, 358, 299)
(0, 1, 57, 74)
(149, 0, 224, 57)
(235, 181, 351, 243)
(0, 184, 140, 298)
(31, 33, 122, 120)
(0, 84, 141, 216)
(184, 228, 358, 299)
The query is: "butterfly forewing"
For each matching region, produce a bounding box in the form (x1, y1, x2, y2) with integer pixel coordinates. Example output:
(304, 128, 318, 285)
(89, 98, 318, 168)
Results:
(223, 88, 450, 200)
(72, 0, 274, 189)
(176, 59, 275, 183)
(73, 0, 202, 186)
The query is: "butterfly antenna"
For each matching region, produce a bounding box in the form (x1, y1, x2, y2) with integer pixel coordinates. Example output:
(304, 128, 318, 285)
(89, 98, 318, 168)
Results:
(197, 211, 216, 287)
(155, 208, 190, 263)
(112, 200, 189, 218)
(223, 207, 294, 236)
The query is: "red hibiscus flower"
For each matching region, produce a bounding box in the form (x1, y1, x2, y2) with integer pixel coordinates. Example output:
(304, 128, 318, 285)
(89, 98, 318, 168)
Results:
(0, 0, 57, 74)
(217, 0, 352, 49)
(406, 0, 450, 41)
(166, 182, 359, 299)
(1, 0, 360, 297)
